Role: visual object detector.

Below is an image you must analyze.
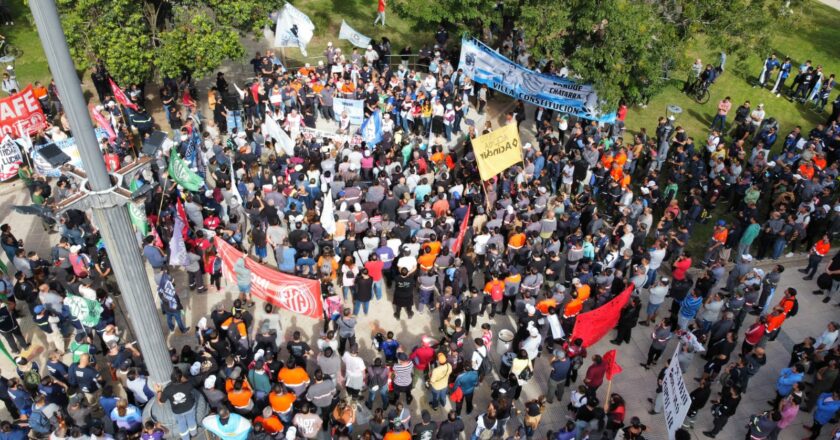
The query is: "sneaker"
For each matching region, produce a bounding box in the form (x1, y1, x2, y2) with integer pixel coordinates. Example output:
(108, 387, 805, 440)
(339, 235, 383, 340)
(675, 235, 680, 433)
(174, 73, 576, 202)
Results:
(776, 93, 781, 97)
(785, 252, 794, 258)
(823, 297, 831, 303)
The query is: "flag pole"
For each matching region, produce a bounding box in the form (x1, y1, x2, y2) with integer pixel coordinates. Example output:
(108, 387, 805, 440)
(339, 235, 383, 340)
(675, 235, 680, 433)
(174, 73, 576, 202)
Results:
(155, 176, 168, 226)
(603, 378, 613, 411)
(14, 120, 33, 169)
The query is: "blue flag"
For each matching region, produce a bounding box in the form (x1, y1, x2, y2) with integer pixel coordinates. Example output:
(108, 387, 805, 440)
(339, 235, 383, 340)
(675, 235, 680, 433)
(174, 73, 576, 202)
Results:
(360, 110, 383, 146)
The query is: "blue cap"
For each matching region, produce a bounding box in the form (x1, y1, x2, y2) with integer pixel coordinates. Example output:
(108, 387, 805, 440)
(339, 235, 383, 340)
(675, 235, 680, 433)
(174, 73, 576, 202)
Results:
(33, 305, 45, 314)
(717, 220, 726, 226)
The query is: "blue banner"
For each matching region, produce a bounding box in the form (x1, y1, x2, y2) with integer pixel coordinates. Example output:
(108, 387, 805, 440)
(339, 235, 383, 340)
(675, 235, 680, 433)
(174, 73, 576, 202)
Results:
(334, 97, 365, 125)
(360, 110, 383, 146)
(458, 38, 616, 123)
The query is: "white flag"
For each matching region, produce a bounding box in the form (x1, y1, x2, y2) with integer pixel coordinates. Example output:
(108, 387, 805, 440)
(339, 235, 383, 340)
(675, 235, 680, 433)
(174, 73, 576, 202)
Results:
(339, 20, 371, 49)
(321, 192, 337, 235)
(263, 115, 295, 156)
(169, 217, 189, 267)
(233, 82, 246, 100)
(274, 2, 314, 56)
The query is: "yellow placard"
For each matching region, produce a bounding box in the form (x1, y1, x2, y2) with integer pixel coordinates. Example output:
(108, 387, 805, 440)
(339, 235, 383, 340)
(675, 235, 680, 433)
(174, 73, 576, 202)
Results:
(472, 123, 523, 181)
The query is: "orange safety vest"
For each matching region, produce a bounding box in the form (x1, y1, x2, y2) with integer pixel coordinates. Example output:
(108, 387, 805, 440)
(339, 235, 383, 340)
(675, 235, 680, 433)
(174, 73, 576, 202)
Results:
(221, 317, 247, 338)
(814, 240, 831, 256)
(277, 367, 309, 387)
(269, 391, 296, 414)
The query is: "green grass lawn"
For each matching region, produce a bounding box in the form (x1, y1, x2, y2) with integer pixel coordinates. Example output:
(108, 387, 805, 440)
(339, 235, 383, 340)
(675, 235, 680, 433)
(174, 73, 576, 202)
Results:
(3, 0, 50, 86)
(257, 0, 434, 69)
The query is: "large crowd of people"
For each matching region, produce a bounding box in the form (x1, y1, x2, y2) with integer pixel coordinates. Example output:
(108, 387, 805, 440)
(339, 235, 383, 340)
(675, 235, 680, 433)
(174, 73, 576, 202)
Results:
(2, 15, 840, 440)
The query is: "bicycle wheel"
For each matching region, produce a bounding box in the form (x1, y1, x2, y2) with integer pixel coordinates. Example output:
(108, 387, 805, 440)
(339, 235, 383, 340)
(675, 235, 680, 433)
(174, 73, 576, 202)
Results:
(696, 88, 711, 105)
(8, 45, 21, 58)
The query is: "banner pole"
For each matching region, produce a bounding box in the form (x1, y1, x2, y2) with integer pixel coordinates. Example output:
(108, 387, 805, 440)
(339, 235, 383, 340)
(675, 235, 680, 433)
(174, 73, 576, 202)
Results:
(155, 177, 168, 226)
(14, 120, 33, 169)
(603, 378, 613, 411)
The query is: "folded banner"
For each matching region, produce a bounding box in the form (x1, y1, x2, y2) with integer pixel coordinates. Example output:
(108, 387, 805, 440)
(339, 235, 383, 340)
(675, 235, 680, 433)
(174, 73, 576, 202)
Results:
(339, 20, 371, 49)
(472, 122, 523, 181)
(108, 78, 139, 111)
(274, 2, 314, 56)
(570, 284, 633, 347)
(0, 85, 48, 138)
(215, 237, 323, 319)
(334, 97, 365, 125)
(0, 135, 22, 181)
(458, 37, 616, 123)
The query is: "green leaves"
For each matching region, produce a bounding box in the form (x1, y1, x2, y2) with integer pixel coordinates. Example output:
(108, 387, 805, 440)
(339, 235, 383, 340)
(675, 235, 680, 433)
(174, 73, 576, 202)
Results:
(56, 0, 280, 84)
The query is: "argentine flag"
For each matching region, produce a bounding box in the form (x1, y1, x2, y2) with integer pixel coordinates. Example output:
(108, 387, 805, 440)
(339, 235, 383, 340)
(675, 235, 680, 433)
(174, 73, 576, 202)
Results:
(360, 110, 383, 147)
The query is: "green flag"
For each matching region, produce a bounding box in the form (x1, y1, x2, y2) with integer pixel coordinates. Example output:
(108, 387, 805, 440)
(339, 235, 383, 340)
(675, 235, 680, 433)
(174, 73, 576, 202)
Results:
(128, 202, 150, 236)
(65, 294, 103, 327)
(0, 257, 7, 276)
(168, 151, 203, 192)
(0, 339, 13, 363)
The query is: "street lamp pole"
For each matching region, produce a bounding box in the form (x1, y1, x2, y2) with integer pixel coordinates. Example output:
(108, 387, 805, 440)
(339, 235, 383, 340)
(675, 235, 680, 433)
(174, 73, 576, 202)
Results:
(29, 0, 173, 385)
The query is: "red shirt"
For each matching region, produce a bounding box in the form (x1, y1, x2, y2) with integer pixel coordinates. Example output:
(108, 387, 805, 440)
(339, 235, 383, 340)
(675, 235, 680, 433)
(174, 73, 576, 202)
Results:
(104, 153, 121, 172)
(364, 260, 384, 281)
(409, 345, 435, 371)
(745, 322, 765, 345)
(378, 0, 386, 12)
(585, 362, 607, 388)
(672, 257, 691, 281)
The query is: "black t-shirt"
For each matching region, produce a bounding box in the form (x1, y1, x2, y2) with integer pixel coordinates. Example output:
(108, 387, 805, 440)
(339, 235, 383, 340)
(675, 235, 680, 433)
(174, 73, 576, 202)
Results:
(412, 422, 437, 440)
(829, 252, 840, 280)
(287, 341, 310, 359)
(72, 366, 101, 393)
(161, 381, 197, 414)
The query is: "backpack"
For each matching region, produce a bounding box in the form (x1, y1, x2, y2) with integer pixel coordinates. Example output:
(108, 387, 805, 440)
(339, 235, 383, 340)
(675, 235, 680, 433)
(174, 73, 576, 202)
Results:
(23, 368, 42, 391)
(476, 349, 492, 378)
(787, 298, 799, 317)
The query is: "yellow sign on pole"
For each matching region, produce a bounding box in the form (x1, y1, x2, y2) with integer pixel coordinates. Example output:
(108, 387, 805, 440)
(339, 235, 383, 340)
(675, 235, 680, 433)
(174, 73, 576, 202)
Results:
(472, 123, 523, 181)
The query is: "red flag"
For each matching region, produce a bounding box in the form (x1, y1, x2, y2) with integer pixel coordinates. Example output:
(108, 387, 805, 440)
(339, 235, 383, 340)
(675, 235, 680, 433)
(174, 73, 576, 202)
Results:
(603, 349, 623, 380)
(451, 204, 471, 255)
(214, 237, 323, 319)
(149, 225, 164, 248)
(570, 284, 633, 347)
(108, 78, 139, 111)
(176, 197, 190, 236)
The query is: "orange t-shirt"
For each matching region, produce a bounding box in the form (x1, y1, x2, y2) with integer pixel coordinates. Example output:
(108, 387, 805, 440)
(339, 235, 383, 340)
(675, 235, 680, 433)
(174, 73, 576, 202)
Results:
(712, 228, 728, 244)
(278, 367, 309, 387)
(227, 381, 253, 408)
(255, 415, 284, 434)
(536, 298, 557, 315)
(799, 164, 815, 180)
(269, 391, 296, 414)
(383, 432, 411, 440)
(484, 280, 504, 301)
(432, 200, 450, 217)
(614, 151, 627, 168)
(576, 284, 591, 302)
(610, 166, 623, 182)
(564, 299, 583, 317)
(814, 156, 827, 170)
(508, 233, 526, 249)
(418, 253, 436, 271)
(766, 313, 786, 332)
(425, 241, 442, 257)
(33, 86, 48, 99)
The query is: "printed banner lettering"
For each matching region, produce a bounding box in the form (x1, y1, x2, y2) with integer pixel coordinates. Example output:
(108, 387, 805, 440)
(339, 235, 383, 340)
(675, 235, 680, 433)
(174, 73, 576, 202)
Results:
(0, 135, 22, 181)
(472, 123, 523, 181)
(333, 97, 365, 125)
(0, 85, 47, 138)
(215, 237, 323, 319)
(662, 347, 692, 439)
(570, 284, 632, 347)
(458, 38, 616, 123)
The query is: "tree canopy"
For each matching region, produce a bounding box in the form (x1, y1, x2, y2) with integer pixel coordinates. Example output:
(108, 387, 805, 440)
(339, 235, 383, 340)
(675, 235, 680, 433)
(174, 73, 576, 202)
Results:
(395, 0, 797, 109)
(56, 0, 282, 84)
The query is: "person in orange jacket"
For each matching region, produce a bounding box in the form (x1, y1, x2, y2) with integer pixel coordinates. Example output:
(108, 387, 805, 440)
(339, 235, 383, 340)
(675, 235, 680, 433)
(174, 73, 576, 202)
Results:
(801, 234, 831, 280)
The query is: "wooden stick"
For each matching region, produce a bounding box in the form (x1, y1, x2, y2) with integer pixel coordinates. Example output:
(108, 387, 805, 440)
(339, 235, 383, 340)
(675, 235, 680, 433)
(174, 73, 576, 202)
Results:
(603, 378, 613, 411)
(155, 177, 168, 225)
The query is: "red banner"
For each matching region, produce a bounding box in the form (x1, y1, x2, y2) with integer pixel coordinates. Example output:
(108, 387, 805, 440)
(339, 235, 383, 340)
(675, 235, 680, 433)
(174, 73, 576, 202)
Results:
(108, 78, 139, 111)
(570, 284, 633, 348)
(0, 85, 47, 138)
(215, 237, 323, 319)
(451, 204, 471, 255)
(603, 349, 623, 380)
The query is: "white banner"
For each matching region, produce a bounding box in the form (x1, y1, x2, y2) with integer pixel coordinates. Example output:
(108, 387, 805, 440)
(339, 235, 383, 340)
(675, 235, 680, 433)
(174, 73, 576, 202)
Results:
(339, 20, 371, 49)
(334, 97, 365, 125)
(0, 135, 22, 181)
(274, 2, 314, 56)
(458, 37, 616, 123)
(662, 346, 692, 440)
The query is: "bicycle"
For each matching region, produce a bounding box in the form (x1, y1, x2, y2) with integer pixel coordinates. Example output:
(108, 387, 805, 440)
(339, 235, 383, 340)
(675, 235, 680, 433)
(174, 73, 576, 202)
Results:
(685, 79, 711, 104)
(0, 37, 22, 65)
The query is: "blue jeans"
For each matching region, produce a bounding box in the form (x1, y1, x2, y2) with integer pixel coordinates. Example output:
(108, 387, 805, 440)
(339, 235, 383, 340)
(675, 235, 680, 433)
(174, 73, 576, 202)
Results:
(445, 124, 452, 141)
(372, 279, 383, 300)
(771, 237, 787, 260)
(366, 385, 389, 409)
(173, 406, 197, 440)
(343, 286, 354, 300)
(226, 110, 243, 133)
(429, 387, 447, 408)
(710, 114, 726, 132)
(353, 300, 370, 315)
(254, 245, 267, 260)
(165, 311, 188, 333)
(645, 268, 657, 288)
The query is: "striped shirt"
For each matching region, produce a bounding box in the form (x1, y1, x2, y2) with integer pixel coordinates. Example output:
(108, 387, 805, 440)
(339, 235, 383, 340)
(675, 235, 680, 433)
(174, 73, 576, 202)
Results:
(393, 361, 414, 387)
